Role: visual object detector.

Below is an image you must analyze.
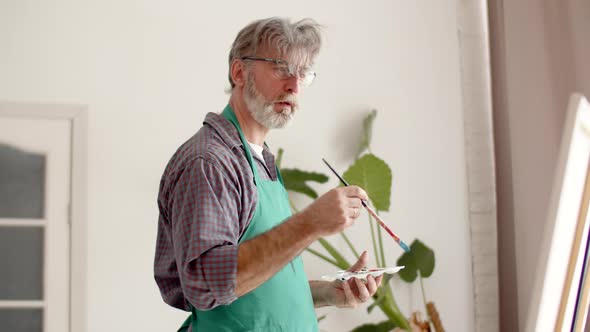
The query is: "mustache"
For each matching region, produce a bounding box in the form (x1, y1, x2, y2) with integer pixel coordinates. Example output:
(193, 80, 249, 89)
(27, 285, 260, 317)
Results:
(275, 94, 299, 108)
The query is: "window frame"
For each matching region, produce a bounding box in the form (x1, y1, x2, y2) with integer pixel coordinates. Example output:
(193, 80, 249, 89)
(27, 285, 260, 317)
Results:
(0, 102, 88, 332)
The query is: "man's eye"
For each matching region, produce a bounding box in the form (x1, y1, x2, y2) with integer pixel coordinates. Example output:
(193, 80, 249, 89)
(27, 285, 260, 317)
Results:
(276, 67, 290, 75)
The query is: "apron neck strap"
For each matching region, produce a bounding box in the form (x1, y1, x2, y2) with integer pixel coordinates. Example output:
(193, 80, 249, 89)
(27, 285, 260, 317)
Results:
(222, 105, 260, 180)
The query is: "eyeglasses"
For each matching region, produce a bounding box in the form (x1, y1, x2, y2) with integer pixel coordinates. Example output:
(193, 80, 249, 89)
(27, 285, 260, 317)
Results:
(241, 56, 316, 87)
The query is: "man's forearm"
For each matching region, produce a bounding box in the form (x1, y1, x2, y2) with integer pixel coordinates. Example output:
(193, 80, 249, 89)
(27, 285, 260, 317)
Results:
(235, 212, 317, 297)
(309, 280, 331, 308)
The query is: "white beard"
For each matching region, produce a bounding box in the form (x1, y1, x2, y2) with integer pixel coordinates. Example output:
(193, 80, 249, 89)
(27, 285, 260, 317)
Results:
(243, 76, 299, 129)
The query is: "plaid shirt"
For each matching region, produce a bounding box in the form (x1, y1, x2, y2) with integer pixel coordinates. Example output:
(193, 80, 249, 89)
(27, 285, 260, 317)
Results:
(154, 111, 279, 311)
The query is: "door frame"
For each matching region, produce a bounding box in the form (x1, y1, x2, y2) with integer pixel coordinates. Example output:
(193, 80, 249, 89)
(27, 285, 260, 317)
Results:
(0, 102, 88, 332)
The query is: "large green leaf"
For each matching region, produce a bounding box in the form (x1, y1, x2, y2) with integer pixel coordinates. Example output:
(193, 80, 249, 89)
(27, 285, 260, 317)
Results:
(411, 240, 435, 278)
(281, 168, 328, 199)
(351, 320, 397, 332)
(396, 239, 435, 282)
(357, 110, 377, 159)
(342, 153, 392, 211)
(396, 250, 418, 282)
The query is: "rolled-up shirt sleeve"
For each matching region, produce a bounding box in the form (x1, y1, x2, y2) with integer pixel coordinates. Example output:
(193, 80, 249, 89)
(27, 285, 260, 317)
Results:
(169, 157, 243, 310)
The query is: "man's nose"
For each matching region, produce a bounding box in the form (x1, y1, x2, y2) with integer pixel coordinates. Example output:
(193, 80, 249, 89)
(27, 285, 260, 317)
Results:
(284, 75, 300, 95)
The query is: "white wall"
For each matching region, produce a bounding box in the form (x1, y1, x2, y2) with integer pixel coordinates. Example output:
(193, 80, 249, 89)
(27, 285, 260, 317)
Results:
(0, 1, 473, 331)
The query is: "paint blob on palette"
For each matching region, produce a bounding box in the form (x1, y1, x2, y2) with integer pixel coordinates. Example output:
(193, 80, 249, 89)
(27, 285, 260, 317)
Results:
(321, 266, 405, 281)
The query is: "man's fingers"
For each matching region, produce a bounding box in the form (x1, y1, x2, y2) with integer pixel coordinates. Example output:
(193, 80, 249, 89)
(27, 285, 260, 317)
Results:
(374, 274, 384, 288)
(346, 198, 363, 208)
(344, 186, 369, 202)
(347, 251, 368, 272)
(341, 278, 357, 307)
(349, 206, 363, 220)
(348, 207, 359, 218)
(354, 277, 371, 302)
(366, 275, 378, 295)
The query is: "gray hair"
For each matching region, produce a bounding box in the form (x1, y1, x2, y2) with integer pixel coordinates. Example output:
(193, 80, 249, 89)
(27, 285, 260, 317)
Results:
(228, 17, 322, 89)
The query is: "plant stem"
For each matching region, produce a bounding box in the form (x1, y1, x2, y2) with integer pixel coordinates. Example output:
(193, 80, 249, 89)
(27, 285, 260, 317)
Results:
(367, 214, 381, 267)
(376, 213, 386, 267)
(318, 238, 350, 270)
(377, 283, 410, 330)
(419, 273, 429, 321)
(340, 231, 360, 259)
(306, 248, 340, 267)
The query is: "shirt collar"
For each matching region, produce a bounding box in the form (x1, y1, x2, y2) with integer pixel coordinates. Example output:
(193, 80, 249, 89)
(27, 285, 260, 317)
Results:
(203, 111, 243, 149)
(203, 107, 275, 162)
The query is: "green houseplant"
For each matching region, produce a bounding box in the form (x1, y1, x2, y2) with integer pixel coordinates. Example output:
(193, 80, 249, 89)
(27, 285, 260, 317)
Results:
(278, 111, 445, 332)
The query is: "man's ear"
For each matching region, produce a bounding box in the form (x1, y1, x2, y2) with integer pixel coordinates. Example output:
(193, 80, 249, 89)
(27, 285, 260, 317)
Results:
(230, 59, 246, 88)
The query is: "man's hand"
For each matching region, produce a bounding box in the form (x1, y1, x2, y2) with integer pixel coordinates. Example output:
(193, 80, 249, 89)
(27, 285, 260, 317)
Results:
(311, 251, 383, 308)
(298, 186, 368, 237)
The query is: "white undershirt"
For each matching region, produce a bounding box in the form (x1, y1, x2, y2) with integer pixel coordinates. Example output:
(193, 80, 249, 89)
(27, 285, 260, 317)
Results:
(248, 142, 264, 160)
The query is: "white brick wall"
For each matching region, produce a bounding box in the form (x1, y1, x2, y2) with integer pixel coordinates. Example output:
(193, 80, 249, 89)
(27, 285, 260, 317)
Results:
(457, 1, 500, 331)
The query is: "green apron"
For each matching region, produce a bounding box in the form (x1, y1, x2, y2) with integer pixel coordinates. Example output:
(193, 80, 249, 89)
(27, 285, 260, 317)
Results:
(178, 105, 318, 332)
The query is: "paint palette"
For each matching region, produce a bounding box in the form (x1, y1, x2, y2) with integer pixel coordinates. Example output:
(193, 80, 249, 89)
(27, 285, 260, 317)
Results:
(321, 266, 405, 281)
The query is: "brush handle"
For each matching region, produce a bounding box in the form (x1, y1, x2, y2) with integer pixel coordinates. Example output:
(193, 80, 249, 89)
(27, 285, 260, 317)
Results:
(322, 158, 410, 252)
(364, 204, 410, 252)
(322, 158, 350, 186)
(364, 205, 399, 241)
(323, 159, 370, 207)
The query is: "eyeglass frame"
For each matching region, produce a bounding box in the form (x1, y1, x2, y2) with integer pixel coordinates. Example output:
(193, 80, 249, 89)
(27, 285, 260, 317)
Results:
(240, 56, 317, 87)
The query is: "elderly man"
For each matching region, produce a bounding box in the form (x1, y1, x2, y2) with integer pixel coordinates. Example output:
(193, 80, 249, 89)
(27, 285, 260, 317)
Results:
(154, 17, 382, 331)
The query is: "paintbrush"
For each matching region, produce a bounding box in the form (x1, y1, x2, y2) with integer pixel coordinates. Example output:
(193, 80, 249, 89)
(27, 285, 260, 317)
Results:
(322, 158, 410, 253)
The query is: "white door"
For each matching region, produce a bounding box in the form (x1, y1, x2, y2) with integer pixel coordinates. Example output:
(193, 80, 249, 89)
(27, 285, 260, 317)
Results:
(0, 116, 71, 332)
